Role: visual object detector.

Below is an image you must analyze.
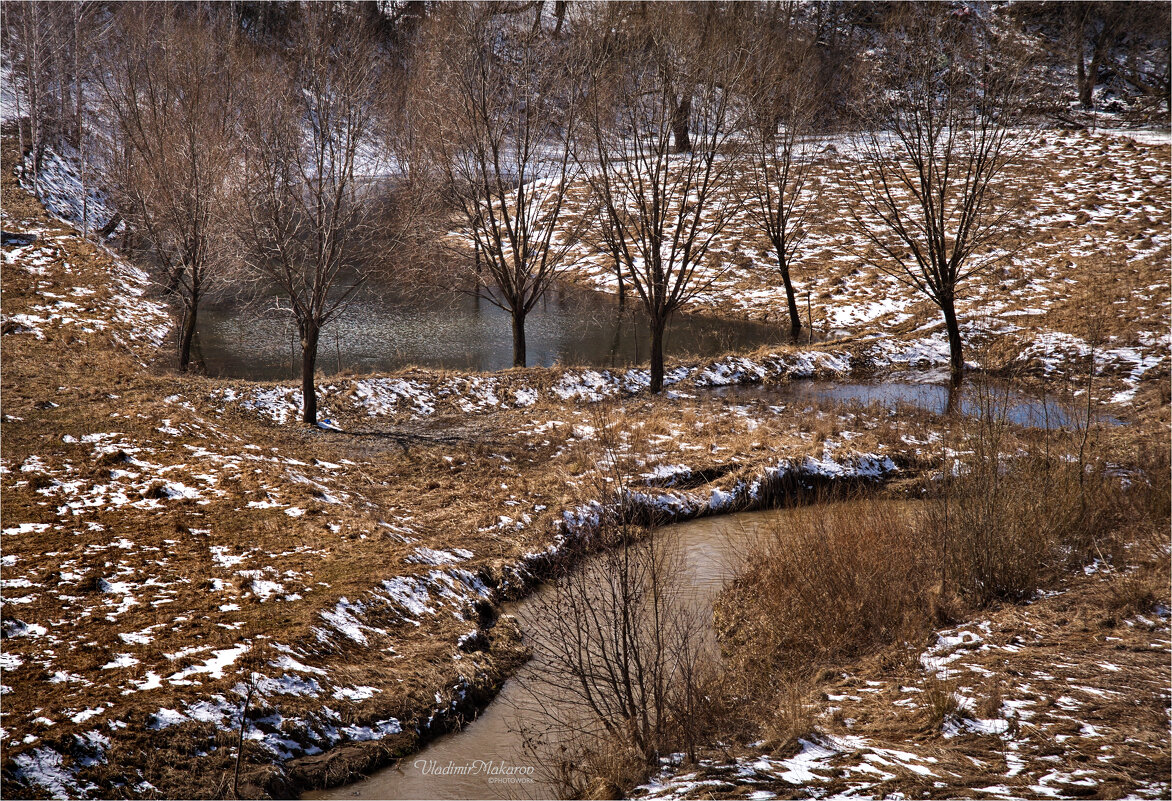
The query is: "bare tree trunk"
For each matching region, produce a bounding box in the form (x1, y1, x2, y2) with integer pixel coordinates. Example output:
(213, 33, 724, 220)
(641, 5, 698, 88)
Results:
(13, 32, 25, 166)
(945, 381, 961, 415)
(511, 310, 527, 368)
(233, 680, 256, 799)
(649, 318, 665, 393)
(79, 129, 87, 235)
(164, 265, 185, 296)
(941, 297, 964, 385)
(671, 94, 691, 153)
(23, 6, 42, 198)
(73, 6, 83, 146)
(1081, 48, 1106, 109)
(778, 252, 802, 338)
(553, 0, 567, 37)
(1077, 46, 1089, 108)
(97, 213, 122, 239)
(300, 323, 319, 425)
(178, 300, 198, 371)
(56, 37, 67, 149)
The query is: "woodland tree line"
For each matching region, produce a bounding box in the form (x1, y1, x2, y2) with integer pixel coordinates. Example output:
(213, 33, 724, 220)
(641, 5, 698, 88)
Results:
(3, 1, 1168, 422)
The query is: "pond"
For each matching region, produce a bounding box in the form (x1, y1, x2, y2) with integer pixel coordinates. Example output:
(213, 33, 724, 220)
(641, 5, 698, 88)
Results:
(194, 281, 799, 380)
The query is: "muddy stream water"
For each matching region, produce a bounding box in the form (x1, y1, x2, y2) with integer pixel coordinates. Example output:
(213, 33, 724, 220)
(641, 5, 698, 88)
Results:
(308, 505, 796, 801)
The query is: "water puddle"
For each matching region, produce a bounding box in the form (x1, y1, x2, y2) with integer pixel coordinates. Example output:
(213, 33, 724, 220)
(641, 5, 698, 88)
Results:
(714, 378, 1124, 429)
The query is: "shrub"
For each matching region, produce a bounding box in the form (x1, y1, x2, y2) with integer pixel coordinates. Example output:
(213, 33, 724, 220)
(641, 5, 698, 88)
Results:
(717, 497, 936, 678)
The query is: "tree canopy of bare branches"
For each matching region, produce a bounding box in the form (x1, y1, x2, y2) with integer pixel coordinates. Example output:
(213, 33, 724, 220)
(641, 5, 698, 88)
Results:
(234, 5, 382, 425)
(98, 3, 239, 371)
(848, 9, 1036, 382)
(3, 1, 100, 197)
(413, 3, 582, 367)
(741, 11, 822, 338)
(578, 4, 749, 393)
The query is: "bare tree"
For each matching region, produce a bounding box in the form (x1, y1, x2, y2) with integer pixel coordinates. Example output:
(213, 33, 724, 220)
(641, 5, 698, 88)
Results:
(579, 5, 748, 393)
(3, 1, 102, 189)
(414, 4, 582, 367)
(516, 411, 712, 794)
(6, 1, 51, 194)
(742, 14, 821, 338)
(98, 3, 238, 371)
(1067, 2, 1126, 111)
(1059, 2, 1171, 111)
(234, 6, 381, 425)
(847, 8, 1035, 383)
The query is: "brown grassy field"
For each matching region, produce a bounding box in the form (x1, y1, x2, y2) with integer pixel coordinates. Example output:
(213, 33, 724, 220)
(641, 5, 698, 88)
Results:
(1, 124, 1168, 799)
(0, 135, 946, 798)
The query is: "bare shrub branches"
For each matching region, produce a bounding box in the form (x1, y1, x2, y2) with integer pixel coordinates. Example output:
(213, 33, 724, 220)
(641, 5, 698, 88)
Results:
(716, 373, 1161, 696)
(516, 409, 714, 792)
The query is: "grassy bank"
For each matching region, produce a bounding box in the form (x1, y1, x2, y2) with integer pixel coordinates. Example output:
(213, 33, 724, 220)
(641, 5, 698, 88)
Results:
(2, 122, 1168, 800)
(633, 402, 1171, 799)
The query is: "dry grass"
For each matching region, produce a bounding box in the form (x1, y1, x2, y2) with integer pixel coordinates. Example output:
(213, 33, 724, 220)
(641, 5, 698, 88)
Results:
(0, 132, 956, 799)
(920, 675, 962, 731)
(760, 683, 818, 757)
(697, 379, 1170, 797)
(718, 498, 937, 678)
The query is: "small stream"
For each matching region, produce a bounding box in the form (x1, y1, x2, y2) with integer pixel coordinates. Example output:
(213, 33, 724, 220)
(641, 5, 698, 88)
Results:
(308, 505, 797, 801)
(714, 378, 1124, 430)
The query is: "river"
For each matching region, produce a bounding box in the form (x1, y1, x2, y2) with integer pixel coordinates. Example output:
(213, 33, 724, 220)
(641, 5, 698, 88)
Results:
(307, 503, 810, 801)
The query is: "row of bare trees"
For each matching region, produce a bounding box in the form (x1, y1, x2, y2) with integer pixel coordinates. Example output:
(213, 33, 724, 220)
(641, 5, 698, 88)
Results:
(421, 2, 1036, 390)
(5, 1, 1051, 420)
(2, 2, 100, 190)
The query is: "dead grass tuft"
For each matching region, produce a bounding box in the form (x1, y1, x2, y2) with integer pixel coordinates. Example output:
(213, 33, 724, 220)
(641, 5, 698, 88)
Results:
(921, 676, 961, 730)
(719, 497, 933, 677)
(761, 683, 817, 757)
